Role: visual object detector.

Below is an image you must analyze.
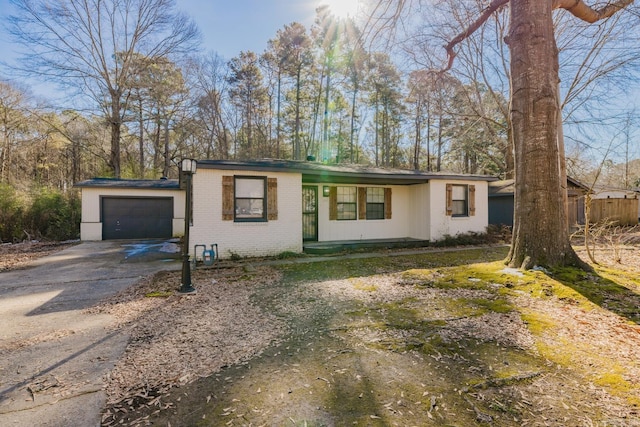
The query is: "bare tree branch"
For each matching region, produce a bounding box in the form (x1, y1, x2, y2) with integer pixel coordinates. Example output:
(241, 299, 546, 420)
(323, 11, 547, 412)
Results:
(553, 0, 635, 23)
(443, 0, 509, 72)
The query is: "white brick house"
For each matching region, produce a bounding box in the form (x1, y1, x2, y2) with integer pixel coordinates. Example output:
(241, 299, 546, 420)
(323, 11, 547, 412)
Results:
(190, 160, 494, 259)
(77, 160, 496, 259)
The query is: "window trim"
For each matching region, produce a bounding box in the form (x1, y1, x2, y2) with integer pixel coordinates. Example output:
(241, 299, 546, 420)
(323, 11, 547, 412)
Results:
(446, 183, 475, 218)
(451, 184, 469, 217)
(234, 175, 267, 222)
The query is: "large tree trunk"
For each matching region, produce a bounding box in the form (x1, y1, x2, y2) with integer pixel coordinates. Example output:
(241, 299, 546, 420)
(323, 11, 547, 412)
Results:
(505, 0, 582, 269)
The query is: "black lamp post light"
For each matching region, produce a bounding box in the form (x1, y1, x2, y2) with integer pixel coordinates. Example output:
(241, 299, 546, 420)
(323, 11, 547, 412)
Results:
(179, 158, 197, 294)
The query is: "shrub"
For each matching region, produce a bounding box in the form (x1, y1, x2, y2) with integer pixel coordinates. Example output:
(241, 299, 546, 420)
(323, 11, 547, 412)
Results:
(0, 184, 26, 242)
(25, 188, 81, 241)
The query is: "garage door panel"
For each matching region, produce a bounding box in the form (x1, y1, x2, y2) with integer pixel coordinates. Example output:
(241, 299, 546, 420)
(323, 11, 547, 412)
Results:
(102, 197, 173, 240)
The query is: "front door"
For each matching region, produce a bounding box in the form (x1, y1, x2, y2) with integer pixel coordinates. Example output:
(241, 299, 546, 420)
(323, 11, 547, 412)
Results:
(302, 186, 318, 241)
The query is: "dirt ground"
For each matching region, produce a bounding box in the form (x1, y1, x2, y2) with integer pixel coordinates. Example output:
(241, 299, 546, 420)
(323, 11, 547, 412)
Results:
(2, 233, 640, 426)
(0, 241, 79, 271)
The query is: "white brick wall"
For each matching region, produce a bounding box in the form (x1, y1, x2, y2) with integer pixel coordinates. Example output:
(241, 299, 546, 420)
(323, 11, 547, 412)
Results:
(314, 183, 413, 242)
(429, 179, 489, 241)
(190, 169, 303, 259)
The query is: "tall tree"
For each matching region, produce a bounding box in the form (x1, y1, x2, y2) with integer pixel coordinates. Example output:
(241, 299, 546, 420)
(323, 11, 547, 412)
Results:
(227, 51, 269, 159)
(366, 53, 405, 167)
(265, 22, 313, 160)
(7, 0, 199, 178)
(189, 53, 232, 160)
(370, 0, 637, 268)
(0, 81, 29, 184)
(448, 0, 636, 269)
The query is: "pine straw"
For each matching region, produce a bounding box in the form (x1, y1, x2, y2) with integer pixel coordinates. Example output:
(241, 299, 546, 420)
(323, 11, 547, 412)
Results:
(4, 234, 640, 425)
(87, 266, 286, 425)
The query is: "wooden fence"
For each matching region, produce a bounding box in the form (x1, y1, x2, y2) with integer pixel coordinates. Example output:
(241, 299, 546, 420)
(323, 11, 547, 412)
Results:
(589, 198, 639, 226)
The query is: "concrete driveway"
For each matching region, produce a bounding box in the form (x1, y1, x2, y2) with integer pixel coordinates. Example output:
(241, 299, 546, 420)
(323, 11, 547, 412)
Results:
(0, 240, 181, 427)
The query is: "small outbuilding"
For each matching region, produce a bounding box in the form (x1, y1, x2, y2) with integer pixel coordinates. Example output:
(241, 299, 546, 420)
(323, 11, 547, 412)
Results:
(488, 177, 589, 228)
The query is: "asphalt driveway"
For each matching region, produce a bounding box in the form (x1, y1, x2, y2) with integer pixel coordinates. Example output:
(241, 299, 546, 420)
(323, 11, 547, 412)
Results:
(0, 240, 181, 427)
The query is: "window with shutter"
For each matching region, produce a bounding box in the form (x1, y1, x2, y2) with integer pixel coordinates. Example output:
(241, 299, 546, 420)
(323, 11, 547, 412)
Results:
(330, 187, 357, 220)
(447, 184, 470, 217)
(223, 176, 276, 222)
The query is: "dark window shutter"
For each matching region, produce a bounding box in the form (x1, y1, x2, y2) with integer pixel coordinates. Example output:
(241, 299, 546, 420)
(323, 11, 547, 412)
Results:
(267, 178, 278, 220)
(329, 186, 337, 220)
(446, 184, 453, 216)
(222, 176, 234, 220)
(469, 184, 476, 216)
(384, 188, 392, 219)
(358, 187, 366, 220)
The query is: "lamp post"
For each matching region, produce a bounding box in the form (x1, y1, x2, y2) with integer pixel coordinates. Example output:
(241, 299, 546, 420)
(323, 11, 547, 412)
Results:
(179, 158, 197, 294)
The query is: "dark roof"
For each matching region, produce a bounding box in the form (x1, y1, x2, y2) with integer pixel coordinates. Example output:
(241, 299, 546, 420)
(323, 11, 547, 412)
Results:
(75, 178, 180, 190)
(489, 177, 590, 197)
(197, 159, 497, 185)
(488, 180, 515, 196)
(567, 176, 589, 190)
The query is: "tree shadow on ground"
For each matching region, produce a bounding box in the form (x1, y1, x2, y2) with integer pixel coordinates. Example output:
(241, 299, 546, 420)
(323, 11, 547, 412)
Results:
(552, 267, 640, 324)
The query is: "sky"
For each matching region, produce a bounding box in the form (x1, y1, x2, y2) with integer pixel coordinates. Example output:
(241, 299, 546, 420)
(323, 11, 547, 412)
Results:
(175, 0, 320, 60)
(0, 0, 361, 99)
(0, 0, 359, 65)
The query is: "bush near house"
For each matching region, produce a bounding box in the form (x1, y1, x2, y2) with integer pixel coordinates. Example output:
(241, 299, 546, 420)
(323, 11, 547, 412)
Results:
(0, 185, 80, 242)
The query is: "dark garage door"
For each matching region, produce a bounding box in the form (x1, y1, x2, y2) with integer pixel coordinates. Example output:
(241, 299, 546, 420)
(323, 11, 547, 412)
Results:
(102, 197, 173, 240)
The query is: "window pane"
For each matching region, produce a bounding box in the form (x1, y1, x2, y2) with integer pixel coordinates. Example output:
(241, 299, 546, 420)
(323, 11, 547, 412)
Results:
(236, 199, 264, 218)
(452, 200, 467, 216)
(338, 203, 356, 220)
(367, 187, 384, 203)
(236, 178, 264, 198)
(337, 187, 356, 203)
(366, 203, 384, 220)
(452, 185, 466, 200)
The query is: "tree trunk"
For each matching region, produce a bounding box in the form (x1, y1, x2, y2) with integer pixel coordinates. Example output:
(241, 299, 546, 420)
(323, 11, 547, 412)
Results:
(1, 120, 9, 182)
(436, 115, 443, 172)
(295, 66, 302, 160)
(322, 68, 331, 162)
(163, 118, 170, 178)
(505, 0, 582, 269)
(426, 98, 431, 172)
(138, 98, 144, 178)
(276, 70, 282, 158)
(109, 91, 122, 178)
(350, 79, 358, 163)
(414, 100, 421, 171)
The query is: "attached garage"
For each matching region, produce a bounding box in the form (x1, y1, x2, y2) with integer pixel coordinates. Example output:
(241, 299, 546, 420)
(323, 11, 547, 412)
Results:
(75, 178, 185, 241)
